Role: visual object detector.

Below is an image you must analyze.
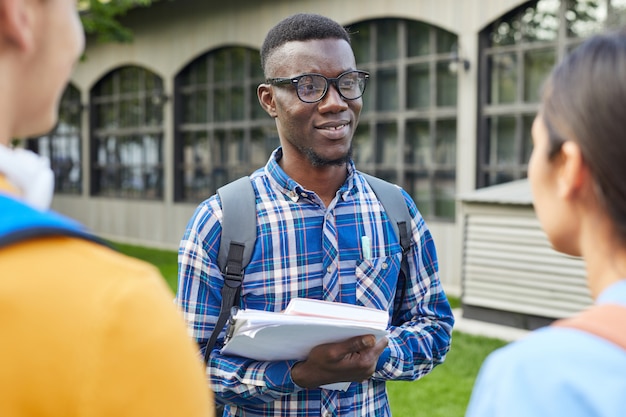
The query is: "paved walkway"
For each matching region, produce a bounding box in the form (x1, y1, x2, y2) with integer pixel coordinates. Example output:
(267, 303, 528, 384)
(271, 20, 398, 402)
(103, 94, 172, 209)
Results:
(452, 309, 530, 342)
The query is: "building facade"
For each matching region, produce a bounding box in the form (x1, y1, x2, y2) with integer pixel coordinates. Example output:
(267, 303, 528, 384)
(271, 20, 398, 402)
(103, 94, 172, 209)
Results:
(31, 0, 626, 295)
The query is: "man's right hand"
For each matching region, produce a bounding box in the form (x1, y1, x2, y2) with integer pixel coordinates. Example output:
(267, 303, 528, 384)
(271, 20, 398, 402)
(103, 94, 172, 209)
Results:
(290, 334, 388, 389)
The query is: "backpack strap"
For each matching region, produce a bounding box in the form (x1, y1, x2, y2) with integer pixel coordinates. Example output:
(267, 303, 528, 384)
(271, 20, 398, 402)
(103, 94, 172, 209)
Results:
(204, 177, 256, 363)
(360, 173, 412, 324)
(0, 193, 107, 248)
(553, 304, 626, 350)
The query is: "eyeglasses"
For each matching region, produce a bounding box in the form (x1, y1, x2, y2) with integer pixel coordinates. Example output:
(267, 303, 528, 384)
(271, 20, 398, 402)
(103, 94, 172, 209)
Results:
(266, 70, 369, 103)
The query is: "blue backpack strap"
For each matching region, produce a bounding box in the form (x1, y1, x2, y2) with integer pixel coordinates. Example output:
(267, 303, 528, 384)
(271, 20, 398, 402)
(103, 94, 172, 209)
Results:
(0, 194, 107, 248)
(205, 176, 256, 363)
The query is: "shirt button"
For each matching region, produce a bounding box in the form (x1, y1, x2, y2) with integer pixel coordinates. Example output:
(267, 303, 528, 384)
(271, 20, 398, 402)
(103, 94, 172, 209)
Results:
(323, 412, 332, 417)
(327, 266, 332, 273)
(381, 262, 388, 269)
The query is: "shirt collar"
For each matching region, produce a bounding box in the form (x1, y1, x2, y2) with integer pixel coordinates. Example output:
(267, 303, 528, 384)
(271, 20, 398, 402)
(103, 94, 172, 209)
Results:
(264, 147, 358, 204)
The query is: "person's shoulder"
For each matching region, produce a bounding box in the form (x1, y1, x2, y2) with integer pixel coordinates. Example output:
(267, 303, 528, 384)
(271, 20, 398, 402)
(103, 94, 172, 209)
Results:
(481, 324, 626, 383)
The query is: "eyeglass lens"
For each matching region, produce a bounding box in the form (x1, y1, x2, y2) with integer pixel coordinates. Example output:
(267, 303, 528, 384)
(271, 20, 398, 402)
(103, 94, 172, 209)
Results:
(297, 71, 367, 103)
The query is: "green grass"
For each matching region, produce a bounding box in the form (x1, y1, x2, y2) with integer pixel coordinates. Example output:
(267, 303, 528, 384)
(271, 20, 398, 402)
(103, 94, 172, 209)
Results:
(114, 241, 508, 416)
(387, 331, 507, 416)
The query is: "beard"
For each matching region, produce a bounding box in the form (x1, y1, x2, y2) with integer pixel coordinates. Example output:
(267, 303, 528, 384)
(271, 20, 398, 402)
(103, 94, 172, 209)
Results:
(302, 145, 353, 167)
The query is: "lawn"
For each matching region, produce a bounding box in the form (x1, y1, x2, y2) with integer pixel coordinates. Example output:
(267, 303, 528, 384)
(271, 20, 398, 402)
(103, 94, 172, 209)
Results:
(113, 241, 508, 417)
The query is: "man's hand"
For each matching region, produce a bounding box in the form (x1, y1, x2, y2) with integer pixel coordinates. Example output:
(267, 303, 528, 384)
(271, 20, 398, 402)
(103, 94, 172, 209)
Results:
(290, 335, 388, 389)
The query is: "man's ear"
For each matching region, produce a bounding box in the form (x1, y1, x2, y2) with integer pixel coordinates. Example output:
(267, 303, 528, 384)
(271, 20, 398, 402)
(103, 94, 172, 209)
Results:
(557, 141, 588, 199)
(257, 83, 277, 118)
(0, 0, 34, 52)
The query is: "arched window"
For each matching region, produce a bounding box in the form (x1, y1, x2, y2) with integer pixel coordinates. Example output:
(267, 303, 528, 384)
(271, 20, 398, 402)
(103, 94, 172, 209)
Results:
(173, 46, 277, 202)
(90, 66, 165, 199)
(350, 18, 460, 220)
(477, 0, 626, 188)
(26, 83, 83, 194)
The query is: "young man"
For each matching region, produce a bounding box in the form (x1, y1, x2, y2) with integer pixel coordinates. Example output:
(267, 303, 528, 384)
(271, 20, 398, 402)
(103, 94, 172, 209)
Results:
(0, 1, 212, 415)
(177, 13, 454, 416)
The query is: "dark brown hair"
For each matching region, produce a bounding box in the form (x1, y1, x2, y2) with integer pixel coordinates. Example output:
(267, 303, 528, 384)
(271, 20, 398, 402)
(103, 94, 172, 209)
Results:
(541, 28, 626, 239)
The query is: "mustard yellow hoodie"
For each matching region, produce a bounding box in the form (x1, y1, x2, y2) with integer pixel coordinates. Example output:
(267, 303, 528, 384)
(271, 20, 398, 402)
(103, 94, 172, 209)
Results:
(0, 177, 213, 416)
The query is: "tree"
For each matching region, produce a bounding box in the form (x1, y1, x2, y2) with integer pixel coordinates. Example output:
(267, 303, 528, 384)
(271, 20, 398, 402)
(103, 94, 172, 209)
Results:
(78, 0, 156, 43)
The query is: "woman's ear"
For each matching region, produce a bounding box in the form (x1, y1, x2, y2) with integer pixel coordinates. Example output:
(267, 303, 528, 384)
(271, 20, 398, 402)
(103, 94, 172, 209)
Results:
(0, 0, 34, 52)
(257, 83, 277, 118)
(557, 141, 588, 199)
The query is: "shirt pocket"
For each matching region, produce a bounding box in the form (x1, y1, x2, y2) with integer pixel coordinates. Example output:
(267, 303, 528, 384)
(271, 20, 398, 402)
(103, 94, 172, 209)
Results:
(354, 253, 402, 314)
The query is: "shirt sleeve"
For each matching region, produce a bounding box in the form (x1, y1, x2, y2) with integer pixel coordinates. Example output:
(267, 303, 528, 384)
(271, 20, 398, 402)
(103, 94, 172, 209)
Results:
(373, 190, 455, 381)
(175, 197, 302, 405)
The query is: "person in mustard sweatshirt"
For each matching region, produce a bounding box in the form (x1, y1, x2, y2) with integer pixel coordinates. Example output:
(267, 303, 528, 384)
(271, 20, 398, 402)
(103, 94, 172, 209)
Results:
(0, 0, 213, 415)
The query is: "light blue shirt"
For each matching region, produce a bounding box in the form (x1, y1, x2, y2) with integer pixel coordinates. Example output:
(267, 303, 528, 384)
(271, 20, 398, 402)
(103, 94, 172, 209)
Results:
(466, 280, 626, 417)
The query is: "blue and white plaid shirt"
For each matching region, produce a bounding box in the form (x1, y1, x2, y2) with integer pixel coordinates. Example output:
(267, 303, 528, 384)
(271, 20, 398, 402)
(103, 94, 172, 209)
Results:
(176, 148, 454, 417)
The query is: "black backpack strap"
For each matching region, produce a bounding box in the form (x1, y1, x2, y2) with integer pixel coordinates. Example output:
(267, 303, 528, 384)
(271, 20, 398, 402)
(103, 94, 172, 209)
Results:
(204, 177, 256, 363)
(360, 173, 412, 324)
(204, 240, 246, 363)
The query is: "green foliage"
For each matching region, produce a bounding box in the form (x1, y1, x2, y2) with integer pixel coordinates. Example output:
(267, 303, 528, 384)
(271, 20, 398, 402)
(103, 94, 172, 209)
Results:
(79, 0, 156, 43)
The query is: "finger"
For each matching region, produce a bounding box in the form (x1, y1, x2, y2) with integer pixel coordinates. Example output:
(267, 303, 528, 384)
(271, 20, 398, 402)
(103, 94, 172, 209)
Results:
(346, 334, 376, 352)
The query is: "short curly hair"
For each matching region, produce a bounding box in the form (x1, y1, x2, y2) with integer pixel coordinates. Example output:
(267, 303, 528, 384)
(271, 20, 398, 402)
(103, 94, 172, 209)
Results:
(260, 13, 351, 75)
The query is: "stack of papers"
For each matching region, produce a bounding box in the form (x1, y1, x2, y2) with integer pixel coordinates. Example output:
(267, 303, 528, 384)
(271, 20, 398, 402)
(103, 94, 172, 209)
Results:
(221, 298, 389, 362)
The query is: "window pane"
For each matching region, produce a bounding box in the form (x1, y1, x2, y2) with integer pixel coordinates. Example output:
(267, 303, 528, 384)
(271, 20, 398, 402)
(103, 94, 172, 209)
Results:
(407, 21, 430, 56)
(214, 49, 229, 82)
(524, 48, 556, 102)
(351, 22, 372, 64)
(490, 116, 517, 165)
(250, 85, 267, 120)
(375, 122, 397, 165)
(405, 120, 430, 166)
(231, 86, 244, 121)
(231, 48, 246, 82)
(434, 172, 456, 218)
(489, 53, 517, 104)
(250, 128, 271, 169)
(522, 114, 535, 166)
(435, 119, 456, 165)
(353, 124, 373, 166)
(566, 0, 607, 38)
(436, 27, 457, 54)
(407, 173, 431, 218)
(407, 63, 429, 109)
(376, 68, 398, 111)
(490, 19, 522, 46)
(377, 20, 398, 61)
(521, 0, 560, 42)
(214, 87, 228, 122)
(249, 53, 264, 78)
(436, 61, 457, 107)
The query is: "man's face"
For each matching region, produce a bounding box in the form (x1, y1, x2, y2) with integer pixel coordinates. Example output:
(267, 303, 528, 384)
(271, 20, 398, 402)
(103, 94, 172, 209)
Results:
(261, 38, 363, 167)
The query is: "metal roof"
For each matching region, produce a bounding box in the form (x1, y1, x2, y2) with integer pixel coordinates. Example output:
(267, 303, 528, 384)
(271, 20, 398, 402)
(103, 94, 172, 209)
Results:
(458, 179, 533, 205)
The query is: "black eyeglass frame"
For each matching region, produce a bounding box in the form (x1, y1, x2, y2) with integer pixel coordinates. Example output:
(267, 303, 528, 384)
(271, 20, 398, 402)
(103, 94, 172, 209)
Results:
(266, 70, 370, 103)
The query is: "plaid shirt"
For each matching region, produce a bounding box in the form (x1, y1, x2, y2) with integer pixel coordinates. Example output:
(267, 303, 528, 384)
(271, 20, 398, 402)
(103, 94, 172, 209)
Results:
(176, 148, 454, 417)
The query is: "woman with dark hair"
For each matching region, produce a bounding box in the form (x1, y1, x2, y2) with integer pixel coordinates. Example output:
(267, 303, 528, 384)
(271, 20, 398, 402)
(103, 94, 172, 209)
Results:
(466, 28, 626, 417)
